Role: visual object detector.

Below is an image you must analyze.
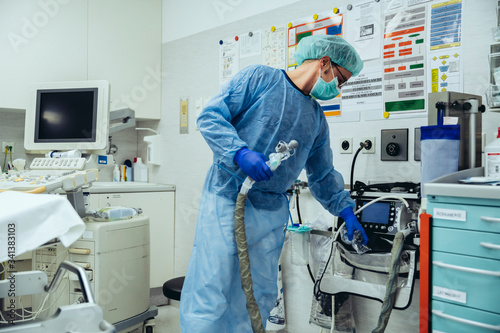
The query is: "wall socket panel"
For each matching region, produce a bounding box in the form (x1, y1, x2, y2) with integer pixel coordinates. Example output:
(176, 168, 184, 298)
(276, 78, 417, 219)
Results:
(361, 137, 376, 154)
(2, 142, 14, 150)
(381, 129, 408, 161)
(339, 137, 353, 154)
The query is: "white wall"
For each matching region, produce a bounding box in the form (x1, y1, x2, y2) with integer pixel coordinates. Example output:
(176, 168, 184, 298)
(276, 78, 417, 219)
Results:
(161, 0, 300, 43)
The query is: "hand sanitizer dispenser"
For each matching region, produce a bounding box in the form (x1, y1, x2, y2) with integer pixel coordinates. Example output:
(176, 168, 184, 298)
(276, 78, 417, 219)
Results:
(144, 134, 161, 165)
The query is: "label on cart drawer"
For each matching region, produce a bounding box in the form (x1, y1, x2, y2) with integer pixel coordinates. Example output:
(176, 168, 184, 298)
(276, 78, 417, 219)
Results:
(433, 208, 466, 222)
(433, 286, 466, 304)
(432, 330, 445, 333)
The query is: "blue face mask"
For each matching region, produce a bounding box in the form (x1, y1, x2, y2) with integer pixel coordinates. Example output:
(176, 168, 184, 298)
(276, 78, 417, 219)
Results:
(310, 68, 340, 100)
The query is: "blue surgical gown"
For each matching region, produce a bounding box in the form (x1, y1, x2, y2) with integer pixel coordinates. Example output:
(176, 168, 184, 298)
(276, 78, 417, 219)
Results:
(179, 65, 354, 332)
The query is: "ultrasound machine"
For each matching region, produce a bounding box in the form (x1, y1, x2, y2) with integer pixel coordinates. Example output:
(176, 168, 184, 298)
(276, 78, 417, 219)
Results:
(0, 80, 156, 333)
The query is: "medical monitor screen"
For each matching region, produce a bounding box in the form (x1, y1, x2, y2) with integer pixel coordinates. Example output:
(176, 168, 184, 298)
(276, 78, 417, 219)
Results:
(360, 202, 391, 224)
(35, 88, 98, 143)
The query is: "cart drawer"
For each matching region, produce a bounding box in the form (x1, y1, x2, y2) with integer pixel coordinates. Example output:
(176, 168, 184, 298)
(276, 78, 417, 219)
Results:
(432, 251, 500, 314)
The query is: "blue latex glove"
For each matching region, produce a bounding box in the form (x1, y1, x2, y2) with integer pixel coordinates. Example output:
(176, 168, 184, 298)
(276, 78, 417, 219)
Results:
(339, 207, 368, 245)
(234, 147, 273, 182)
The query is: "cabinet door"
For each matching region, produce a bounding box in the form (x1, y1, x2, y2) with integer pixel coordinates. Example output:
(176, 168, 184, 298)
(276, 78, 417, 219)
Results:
(0, 0, 88, 110)
(97, 191, 174, 288)
(87, 0, 162, 120)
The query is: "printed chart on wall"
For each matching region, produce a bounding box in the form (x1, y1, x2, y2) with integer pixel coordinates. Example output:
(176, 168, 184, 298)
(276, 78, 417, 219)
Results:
(219, 39, 239, 85)
(344, 66, 383, 122)
(263, 25, 287, 70)
(287, 11, 343, 118)
(427, 0, 463, 94)
(383, 5, 427, 117)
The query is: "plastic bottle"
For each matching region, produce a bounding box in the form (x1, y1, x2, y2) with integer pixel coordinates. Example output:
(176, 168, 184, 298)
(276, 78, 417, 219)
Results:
(113, 165, 120, 182)
(133, 157, 148, 182)
(485, 127, 500, 178)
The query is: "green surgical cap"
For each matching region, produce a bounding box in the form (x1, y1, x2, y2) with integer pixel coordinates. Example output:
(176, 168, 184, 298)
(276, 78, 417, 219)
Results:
(294, 35, 364, 77)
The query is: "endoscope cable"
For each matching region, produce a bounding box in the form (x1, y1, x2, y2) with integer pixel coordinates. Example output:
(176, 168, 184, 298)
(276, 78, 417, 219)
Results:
(235, 140, 297, 333)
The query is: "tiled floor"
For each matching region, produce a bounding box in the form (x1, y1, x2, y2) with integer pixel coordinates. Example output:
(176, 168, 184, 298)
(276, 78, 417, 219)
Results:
(153, 304, 181, 333)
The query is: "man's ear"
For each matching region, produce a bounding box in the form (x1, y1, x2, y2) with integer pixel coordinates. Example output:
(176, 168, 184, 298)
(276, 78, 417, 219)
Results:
(320, 55, 331, 67)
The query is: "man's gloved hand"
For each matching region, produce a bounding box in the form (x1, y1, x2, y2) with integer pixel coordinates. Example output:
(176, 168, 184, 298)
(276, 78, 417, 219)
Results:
(339, 207, 368, 245)
(234, 147, 273, 182)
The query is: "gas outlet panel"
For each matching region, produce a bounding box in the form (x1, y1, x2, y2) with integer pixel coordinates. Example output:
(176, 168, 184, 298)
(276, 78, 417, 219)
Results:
(381, 129, 408, 161)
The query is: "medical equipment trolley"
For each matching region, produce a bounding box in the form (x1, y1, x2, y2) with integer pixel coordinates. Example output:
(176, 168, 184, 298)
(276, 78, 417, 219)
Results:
(424, 167, 500, 332)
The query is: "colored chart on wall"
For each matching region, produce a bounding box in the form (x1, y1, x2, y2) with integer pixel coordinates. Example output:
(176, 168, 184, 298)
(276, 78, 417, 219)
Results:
(427, 0, 463, 94)
(383, 5, 427, 115)
(429, 0, 462, 51)
(429, 50, 462, 93)
(287, 12, 343, 117)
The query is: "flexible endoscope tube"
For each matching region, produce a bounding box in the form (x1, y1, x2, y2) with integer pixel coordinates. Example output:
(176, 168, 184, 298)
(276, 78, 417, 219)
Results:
(234, 192, 265, 333)
(234, 140, 297, 333)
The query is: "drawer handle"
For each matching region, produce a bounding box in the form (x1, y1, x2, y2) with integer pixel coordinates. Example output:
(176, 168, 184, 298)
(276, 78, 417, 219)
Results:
(480, 242, 500, 251)
(433, 261, 500, 277)
(432, 310, 500, 331)
(481, 216, 500, 223)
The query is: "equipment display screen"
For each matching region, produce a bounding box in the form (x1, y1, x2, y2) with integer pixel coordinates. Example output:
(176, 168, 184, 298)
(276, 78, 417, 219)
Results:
(35, 88, 98, 142)
(360, 202, 391, 224)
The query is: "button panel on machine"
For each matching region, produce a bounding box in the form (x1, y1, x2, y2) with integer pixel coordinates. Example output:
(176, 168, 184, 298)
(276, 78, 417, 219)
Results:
(0, 158, 97, 193)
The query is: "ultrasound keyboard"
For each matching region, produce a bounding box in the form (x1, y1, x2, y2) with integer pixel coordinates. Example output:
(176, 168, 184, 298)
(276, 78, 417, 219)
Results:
(0, 158, 97, 193)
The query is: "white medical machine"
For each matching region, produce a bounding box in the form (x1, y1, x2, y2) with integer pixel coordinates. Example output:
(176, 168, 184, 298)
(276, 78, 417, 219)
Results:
(1, 80, 156, 333)
(31, 214, 155, 333)
(0, 192, 114, 333)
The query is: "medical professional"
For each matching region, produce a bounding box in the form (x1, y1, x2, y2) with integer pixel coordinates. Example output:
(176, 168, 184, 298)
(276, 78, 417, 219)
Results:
(180, 35, 367, 332)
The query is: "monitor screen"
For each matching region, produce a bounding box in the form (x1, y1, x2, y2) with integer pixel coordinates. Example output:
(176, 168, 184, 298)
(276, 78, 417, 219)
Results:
(35, 88, 98, 143)
(24, 80, 109, 152)
(360, 201, 391, 224)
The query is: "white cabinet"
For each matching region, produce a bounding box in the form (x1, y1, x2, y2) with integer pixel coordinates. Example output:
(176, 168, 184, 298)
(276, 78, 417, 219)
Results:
(85, 186, 175, 288)
(0, 0, 162, 120)
(88, 0, 162, 120)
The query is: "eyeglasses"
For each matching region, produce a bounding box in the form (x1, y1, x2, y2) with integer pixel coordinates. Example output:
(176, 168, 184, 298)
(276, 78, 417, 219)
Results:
(332, 63, 348, 88)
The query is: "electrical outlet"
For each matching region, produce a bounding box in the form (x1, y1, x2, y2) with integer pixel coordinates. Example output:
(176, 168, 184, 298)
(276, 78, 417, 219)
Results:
(361, 137, 376, 154)
(381, 129, 408, 161)
(339, 137, 353, 154)
(2, 142, 14, 151)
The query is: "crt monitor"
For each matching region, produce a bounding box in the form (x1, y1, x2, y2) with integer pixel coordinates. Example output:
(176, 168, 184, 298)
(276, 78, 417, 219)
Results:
(24, 80, 110, 152)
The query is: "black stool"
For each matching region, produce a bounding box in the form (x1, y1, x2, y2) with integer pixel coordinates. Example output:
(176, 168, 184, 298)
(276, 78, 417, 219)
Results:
(162, 276, 185, 303)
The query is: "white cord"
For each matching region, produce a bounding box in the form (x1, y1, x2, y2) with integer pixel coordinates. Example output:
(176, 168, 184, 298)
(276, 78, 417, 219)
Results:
(40, 249, 68, 273)
(135, 127, 159, 135)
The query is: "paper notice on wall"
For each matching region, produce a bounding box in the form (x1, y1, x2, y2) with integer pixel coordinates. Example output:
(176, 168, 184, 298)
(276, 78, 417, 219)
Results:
(429, 0, 463, 51)
(343, 0, 383, 61)
(263, 25, 287, 69)
(342, 66, 383, 121)
(383, 5, 427, 117)
(428, 50, 462, 93)
(427, 0, 463, 93)
(219, 39, 239, 84)
(239, 30, 262, 58)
